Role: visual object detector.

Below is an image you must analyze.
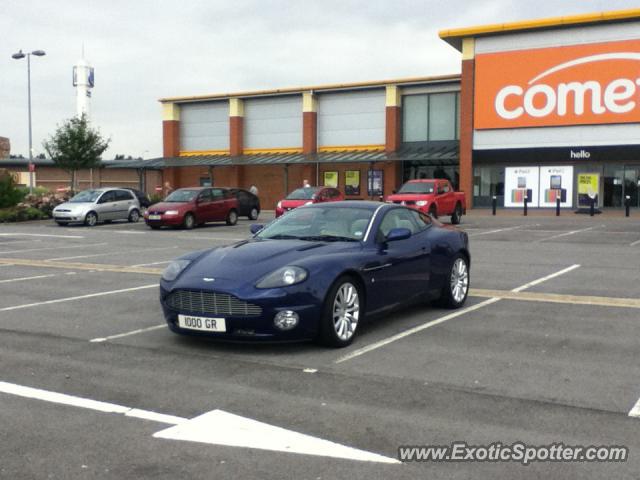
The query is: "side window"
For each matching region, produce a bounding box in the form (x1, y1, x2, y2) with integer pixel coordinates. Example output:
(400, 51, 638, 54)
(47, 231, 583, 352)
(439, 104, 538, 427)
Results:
(332, 189, 341, 198)
(442, 183, 450, 193)
(99, 191, 115, 203)
(115, 190, 133, 201)
(410, 209, 432, 231)
(376, 208, 420, 241)
(211, 188, 225, 201)
(198, 189, 213, 202)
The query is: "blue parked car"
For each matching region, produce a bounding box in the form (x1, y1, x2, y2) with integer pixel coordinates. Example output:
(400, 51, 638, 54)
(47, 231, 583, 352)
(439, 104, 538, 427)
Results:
(159, 201, 470, 347)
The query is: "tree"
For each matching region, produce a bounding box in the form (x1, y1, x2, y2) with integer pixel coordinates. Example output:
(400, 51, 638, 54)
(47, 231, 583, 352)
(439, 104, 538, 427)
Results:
(43, 114, 110, 192)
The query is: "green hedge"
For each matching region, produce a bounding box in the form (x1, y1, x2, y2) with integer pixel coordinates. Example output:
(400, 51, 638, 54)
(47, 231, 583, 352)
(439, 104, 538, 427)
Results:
(0, 206, 47, 223)
(0, 175, 24, 208)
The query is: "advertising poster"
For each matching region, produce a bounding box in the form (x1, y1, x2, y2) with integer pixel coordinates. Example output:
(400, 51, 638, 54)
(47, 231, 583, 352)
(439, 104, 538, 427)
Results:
(367, 170, 384, 197)
(539, 166, 574, 208)
(504, 167, 539, 207)
(577, 173, 600, 208)
(345, 170, 360, 196)
(323, 171, 338, 188)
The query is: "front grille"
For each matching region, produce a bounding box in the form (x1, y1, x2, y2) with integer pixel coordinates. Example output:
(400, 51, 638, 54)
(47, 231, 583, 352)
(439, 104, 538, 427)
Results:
(166, 289, 262, 317)
(148, 210, 165, 215)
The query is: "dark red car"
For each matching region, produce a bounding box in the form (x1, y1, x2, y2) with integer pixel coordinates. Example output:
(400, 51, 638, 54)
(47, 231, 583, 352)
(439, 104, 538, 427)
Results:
(144, 187, 239, 229)
(275, 186, 344, 217)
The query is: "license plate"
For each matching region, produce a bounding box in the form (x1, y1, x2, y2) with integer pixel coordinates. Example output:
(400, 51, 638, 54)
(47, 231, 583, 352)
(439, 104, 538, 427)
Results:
(148, 214, 161, 220)
(178, 314, 226, 332)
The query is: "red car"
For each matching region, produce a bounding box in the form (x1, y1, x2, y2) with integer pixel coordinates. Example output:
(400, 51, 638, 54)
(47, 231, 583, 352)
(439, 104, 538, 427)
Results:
(275, 186, 344, 217)
(144, 187, 239, 229)
(385, 179, 466, 224)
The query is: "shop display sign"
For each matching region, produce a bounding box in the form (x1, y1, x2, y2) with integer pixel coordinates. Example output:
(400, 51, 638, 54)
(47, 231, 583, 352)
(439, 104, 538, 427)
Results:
(367, 170, 384, 197)
(539, 166, 573, 208)
(323, 171, 338, 188)
(504, 167, 539, 207)
(577, 173, 600, 208)
(345, 170, 360, 196)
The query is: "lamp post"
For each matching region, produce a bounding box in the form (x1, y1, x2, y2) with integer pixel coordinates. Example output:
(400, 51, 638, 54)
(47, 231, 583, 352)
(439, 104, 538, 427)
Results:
(12, 49, 46, 194)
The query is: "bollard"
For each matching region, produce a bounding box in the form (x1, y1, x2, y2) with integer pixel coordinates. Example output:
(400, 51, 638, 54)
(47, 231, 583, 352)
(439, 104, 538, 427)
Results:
(625, 195, 631, 217)
(556, 197, 561, 216)
(590, 197, 595, 217)
(523, 196, 528, 216)
(492, 196, 497, 216)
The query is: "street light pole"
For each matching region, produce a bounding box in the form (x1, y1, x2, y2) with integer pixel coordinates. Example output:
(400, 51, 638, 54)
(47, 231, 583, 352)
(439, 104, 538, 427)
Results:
(12, 49, 46, 194)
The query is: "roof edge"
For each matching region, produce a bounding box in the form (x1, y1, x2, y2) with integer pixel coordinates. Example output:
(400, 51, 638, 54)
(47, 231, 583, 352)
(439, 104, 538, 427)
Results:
(439, 8, 640, 51)
(158, 74, 461, 103)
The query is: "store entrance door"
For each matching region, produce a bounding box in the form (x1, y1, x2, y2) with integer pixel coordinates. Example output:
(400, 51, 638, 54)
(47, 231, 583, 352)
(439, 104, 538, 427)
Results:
(603, 166, 624, 207)
(624, 166, 640, 208)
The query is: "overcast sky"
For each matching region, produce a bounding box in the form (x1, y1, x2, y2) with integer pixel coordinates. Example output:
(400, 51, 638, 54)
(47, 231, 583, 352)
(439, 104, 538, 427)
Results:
(2, 0, 637, 159)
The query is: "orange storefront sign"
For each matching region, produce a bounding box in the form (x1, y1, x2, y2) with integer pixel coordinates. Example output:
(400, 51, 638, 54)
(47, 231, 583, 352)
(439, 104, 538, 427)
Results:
(475, 39, 640, 129)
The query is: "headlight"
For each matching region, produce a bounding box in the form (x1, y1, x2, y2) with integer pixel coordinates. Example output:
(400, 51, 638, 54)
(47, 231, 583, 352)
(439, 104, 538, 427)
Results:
(256, 266, 308, 289)
(416, 200, 428, 206)
(277, 201, 282, 209)
(165, 210, 179, 215)
(162, 259, 191, 281)
(304, 201, 313, 205)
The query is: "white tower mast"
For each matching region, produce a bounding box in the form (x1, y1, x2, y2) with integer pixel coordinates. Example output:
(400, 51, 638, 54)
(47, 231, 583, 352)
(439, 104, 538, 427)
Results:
(73, 47, 94, 119)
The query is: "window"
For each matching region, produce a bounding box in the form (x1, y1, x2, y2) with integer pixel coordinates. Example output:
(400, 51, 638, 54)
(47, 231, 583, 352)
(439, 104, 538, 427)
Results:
(99, 191, 116, 203)
(472, 166, 505, 207)
(211, 188, 225, 200)
(409, 209, 432, 231)
(376, 208, 421, 240)
(402, 92, 459, 142)
(115, 190, 133, 201)
(198, 189, 213, 202)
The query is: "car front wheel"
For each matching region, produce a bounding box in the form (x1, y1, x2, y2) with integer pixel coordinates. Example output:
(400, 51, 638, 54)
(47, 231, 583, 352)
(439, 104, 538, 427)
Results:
(319, 277, 363, 347)
(438, 254, 469, 308)
(84, 212, 98, 227)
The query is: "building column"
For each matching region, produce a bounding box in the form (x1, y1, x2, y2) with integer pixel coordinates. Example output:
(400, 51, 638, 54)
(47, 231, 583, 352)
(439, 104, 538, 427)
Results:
(459, 38, 475, 207)
(162, 102, 181, 188)
(385, 85, 401, 153)
(229, 98, 244, 156)
(303, 91, 318, 154)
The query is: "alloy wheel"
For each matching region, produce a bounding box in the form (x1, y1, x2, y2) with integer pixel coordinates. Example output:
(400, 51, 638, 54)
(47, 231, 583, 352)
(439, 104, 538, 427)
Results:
(450, 258, 469, 303)
(332, 282, 360, 341)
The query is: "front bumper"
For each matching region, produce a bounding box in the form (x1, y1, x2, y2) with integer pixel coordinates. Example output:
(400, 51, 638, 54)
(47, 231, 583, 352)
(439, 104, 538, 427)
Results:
(145, 214, 184, 227)
(159, 284, 323, 341)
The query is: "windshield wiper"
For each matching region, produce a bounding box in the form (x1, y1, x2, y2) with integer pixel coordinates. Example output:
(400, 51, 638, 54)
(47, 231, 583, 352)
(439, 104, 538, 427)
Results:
(296, 235, 358, 242)
(263, 234, 302, 240)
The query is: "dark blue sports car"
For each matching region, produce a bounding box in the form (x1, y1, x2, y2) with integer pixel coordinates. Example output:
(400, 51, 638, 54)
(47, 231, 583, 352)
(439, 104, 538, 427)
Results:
(159, 201, 470, 347)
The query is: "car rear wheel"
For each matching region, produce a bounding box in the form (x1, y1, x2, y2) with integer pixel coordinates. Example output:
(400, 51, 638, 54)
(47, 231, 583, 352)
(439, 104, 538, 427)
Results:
(183, 213, 195, 230)
(438, 254, 469, 309)
(451, 203, 462, 225)
(319, 276, 363, 348)
(226, 209, 238, 226)
(429, 205, 438, 219)
(248, 207, 259, 220)
(128, 209, 140, 223)
(84, 211, 98, 227)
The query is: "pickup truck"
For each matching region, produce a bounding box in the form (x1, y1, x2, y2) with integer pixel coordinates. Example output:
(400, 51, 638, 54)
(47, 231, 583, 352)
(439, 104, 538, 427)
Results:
(386, 179, 466, 224)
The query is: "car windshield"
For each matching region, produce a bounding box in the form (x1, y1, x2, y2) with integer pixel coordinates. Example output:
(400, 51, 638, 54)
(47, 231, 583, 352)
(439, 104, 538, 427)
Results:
(165, 189, 199, 202)
(285, 187, 321, 200)
(398, 182, 435, 194)
(69, 190, 102, 203)
(256, 206, 373, 242)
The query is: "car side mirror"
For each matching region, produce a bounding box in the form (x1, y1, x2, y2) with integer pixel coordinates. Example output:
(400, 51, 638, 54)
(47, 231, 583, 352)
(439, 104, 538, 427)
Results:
(386, 227, 411, 242)
(250, 224, 264, 234)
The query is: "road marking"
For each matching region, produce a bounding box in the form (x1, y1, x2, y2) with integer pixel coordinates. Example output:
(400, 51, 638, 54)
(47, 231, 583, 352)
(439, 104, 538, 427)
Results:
(90, 324, 165, 343)
(630, 239, 640, 247)
(470, 288, 640, 309)
(629, 398, 640, 418)
(0, 380, 185, 425)
(336, 264, 580, 364)
(0, 380, 398, 464)
(469, 225, 528, 237)
(47, 245, 177, 261)
(131, 260, 172, 267)
(537, 226, 598, 242)
(0, 242, 107, 255)
(0, 274, 57, 284)
(511, 264, 580, 292)
(155, 409, 400, 464)
(0, 258, 163, 275)
(0, 263, 14, 268)
(0, 284, 157, 312)
(0, 233, 84, 239)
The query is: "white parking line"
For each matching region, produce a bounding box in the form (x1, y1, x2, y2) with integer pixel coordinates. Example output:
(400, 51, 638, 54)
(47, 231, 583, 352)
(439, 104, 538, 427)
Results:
(629, 397, 640, 418)
(0, 274, 57, 284)
(0, 242, 108, 255)
(335, 264, 581, 364)
(0, 284, 157, 312)
(131, 260, 172, 267)
(469, 225, 528, 237)
(0, 233, 84, 239)
(47, 246, 177, 261)
(536, 226, 599, 242)
(90, 324, 165, 343)
(630, 239, 640, 247)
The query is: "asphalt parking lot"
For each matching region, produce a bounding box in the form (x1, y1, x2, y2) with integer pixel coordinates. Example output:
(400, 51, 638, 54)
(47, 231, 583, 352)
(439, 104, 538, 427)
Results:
(1, 211, 639, 479)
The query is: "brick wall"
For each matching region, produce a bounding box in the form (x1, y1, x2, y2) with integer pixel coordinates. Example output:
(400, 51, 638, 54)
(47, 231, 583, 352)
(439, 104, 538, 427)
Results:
(0, 137, 9, 159)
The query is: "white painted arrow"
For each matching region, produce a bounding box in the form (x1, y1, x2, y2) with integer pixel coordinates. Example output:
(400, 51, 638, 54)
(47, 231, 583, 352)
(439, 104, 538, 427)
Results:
(154, 409, 400, 464)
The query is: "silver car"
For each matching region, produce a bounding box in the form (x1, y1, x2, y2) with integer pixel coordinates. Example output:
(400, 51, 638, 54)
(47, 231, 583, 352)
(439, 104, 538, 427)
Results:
(53, 188, 141, 226)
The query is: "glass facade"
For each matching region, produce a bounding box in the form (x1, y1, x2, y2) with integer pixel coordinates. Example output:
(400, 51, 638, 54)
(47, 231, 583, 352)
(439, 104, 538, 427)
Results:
(473, 166, 505, 207)
(402, 92, 460, 142)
